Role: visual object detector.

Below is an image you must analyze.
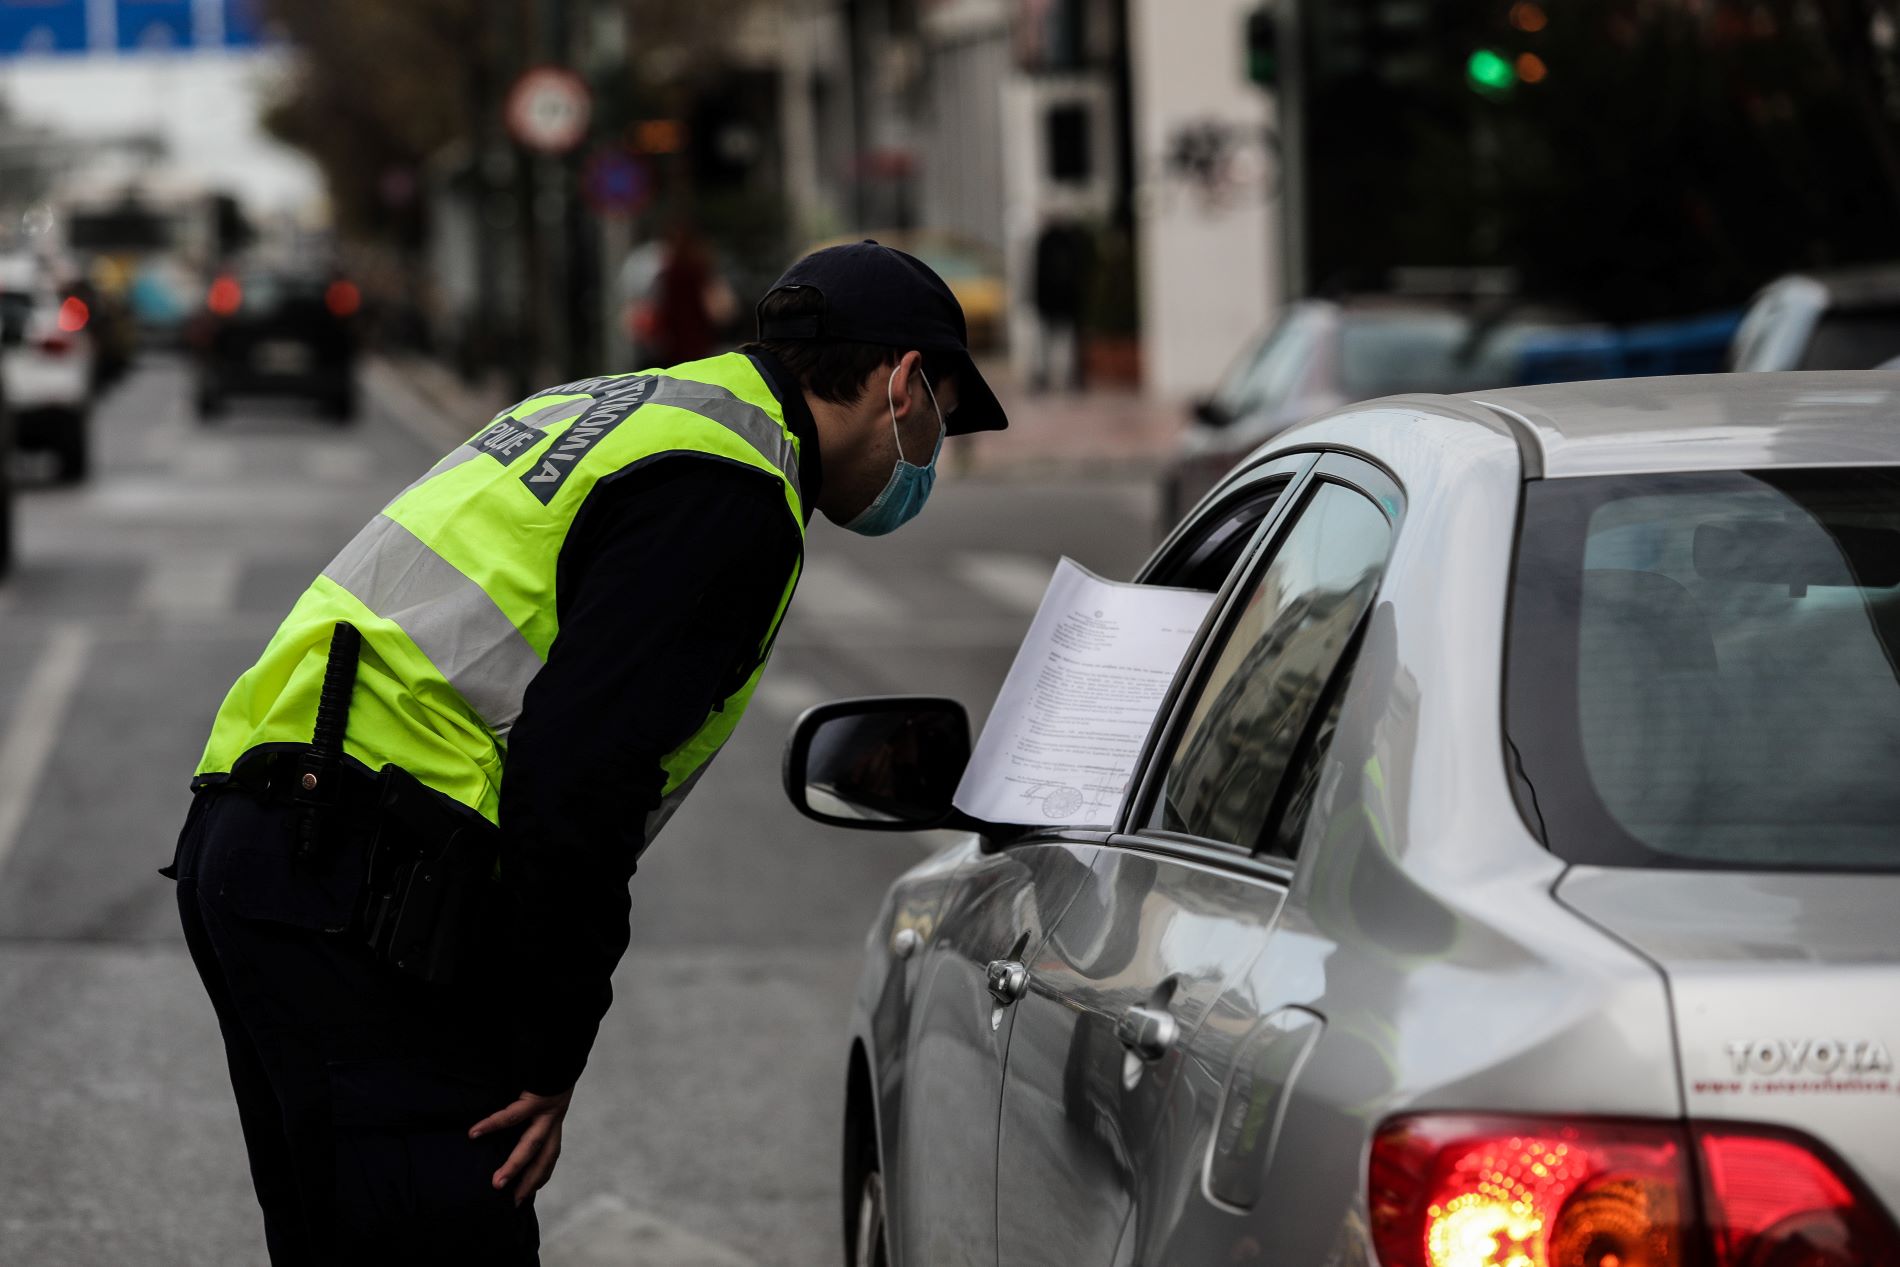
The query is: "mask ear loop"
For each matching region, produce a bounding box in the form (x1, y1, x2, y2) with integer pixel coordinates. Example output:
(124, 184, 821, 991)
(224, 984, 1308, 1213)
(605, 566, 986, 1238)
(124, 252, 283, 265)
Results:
(887, 360, 945, 466)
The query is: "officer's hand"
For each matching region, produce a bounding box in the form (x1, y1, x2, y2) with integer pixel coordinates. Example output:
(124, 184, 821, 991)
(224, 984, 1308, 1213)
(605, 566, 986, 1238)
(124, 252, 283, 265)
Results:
(469, 1087, 575, 1206)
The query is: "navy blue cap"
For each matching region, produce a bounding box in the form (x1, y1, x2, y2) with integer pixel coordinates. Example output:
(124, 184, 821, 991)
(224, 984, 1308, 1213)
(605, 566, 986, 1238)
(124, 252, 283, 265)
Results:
(757, 240, 1008, 435)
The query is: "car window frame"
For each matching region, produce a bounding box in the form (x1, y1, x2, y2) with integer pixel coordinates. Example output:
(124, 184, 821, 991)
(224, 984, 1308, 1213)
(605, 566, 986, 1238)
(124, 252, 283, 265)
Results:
(1115, 450, 1405, 879)
(1140, 452, 1319, 589)
(978, 453, 1318, 855)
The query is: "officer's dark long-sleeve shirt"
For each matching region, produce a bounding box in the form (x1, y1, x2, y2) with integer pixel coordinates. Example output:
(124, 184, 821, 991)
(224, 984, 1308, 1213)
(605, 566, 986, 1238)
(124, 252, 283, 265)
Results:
(498, 353, 818, 1094)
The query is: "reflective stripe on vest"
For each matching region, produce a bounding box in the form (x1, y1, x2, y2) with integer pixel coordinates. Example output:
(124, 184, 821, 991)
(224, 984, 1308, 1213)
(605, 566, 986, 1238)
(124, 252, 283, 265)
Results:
(321, 513, 540, 737)
(198, 353, 806, 829)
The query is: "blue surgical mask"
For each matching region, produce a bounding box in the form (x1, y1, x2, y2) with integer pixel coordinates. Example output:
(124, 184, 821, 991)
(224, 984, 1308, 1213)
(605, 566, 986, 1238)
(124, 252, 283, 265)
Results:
(843, 365, 945, 537)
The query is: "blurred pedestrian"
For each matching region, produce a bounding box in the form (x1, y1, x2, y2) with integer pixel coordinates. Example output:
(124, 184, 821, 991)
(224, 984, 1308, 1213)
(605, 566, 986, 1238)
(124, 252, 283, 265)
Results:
(648, 226, 737, 365)
(1031, 217, 1093, 391)
(166, 241, 1007, 1265)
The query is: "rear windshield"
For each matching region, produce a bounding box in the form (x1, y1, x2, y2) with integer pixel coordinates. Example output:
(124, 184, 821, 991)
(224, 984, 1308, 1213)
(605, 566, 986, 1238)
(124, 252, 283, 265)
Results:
(1506, 468, 1900, 870)
(1338, 313, 1541, 398)
(237, 274, 326, 317)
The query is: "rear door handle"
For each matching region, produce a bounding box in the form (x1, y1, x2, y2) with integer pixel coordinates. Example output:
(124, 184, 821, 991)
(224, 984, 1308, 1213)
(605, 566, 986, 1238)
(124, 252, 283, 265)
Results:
(986, 959, 1028, 1006)
(1116, 1005, 1179, 1062)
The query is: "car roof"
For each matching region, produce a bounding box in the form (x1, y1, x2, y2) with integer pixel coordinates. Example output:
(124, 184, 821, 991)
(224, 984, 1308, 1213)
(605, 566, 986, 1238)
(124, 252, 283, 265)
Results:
(1765, 264, 1900, 308)
(1454, 371, 1900, 477)
(1279, 372, 1900, 480)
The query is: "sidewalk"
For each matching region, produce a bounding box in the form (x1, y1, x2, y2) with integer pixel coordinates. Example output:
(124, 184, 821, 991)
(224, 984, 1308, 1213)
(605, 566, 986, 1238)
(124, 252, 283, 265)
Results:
(370, 353, 1186, 480)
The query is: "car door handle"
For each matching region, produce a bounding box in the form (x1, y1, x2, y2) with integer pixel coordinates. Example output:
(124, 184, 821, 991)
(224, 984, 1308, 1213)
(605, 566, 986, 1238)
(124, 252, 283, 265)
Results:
(1116, 1005, 1179, 1062)
(985, 959, 1028, 1006)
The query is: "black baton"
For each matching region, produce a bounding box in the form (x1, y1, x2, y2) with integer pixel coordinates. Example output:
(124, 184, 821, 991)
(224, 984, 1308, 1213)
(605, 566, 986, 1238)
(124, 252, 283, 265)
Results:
(293, 621, 361, 861)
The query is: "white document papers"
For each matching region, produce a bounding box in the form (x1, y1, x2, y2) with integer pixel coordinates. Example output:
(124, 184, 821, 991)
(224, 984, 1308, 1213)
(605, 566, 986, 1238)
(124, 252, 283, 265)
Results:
(954, 558, 1216, 826)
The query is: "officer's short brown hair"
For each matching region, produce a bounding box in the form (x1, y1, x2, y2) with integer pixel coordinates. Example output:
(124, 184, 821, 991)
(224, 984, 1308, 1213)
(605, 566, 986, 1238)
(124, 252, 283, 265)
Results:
(744, 287, 953, 407)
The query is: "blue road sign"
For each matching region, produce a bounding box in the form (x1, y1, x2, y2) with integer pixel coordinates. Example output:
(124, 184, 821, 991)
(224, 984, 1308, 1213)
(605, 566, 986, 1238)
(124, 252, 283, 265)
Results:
(584, 147, 651, 216)
(0, 0, 90, 58)
(116, 0, 192, 52)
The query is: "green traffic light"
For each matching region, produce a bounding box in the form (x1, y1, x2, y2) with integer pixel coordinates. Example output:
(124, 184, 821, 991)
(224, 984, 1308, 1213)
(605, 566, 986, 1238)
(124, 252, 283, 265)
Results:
(1466, 48, 1516, 95)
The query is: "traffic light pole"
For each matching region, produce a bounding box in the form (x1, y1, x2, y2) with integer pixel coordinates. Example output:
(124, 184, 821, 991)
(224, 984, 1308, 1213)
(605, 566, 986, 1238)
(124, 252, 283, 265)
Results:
(1280, 0, 1307, 300)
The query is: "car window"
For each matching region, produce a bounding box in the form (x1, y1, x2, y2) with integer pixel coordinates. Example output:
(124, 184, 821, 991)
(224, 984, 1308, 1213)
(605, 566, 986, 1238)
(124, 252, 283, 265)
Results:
(1147, 481, 1394, 848)
(1337, 312, 1486, 397)
(1507, 467, 1900, 869)
(0, 291, 34, 325)
(1799, 306, 1900, 370)
(1146, 483, 1285, 593)
(1210, 308, 1324, 421)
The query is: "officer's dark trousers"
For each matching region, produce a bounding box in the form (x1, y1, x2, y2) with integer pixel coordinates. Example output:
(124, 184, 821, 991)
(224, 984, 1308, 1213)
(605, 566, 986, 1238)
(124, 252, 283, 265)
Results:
(172, 789, 540, 1266)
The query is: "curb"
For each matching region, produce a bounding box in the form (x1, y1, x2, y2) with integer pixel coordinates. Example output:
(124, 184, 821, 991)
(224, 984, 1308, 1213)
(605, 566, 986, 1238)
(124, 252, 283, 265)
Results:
(364, 356, 503, 454)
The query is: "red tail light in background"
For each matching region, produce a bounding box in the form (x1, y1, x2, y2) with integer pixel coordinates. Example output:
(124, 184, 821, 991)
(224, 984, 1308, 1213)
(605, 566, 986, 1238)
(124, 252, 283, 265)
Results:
(324, 279, 360, 318)
(1370, 1115, 1900, 1267)
(57, 296, 89, 333)
(207, 275, 242, 316)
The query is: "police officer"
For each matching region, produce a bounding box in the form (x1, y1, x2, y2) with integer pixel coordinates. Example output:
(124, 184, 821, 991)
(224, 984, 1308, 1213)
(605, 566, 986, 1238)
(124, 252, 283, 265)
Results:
(169, 242, 1007, 1265)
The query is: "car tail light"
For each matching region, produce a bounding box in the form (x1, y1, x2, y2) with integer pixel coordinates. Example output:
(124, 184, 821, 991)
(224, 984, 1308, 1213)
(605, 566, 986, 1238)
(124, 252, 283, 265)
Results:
(1371, 1116, 1689, 1267)
(207, 275, 242, 316)
(35, 331, 73, 356)
(325, 279, 360, 318)
(57, 296, 89, 332)
(1697, 1127, 1900, 1267)
(1371, 1116, 1900, 1267)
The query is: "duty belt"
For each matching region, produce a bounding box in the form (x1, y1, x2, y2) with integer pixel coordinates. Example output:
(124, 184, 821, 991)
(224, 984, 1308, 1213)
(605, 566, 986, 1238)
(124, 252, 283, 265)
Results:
(194, 623, 502, 986)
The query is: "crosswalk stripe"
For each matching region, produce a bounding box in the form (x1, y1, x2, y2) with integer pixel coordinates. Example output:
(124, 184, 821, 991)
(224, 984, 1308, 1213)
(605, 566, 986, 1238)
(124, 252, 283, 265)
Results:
(952, 552, 1055, 615)
(136, 552, 243, 616)
(792, 556, 903, 626)
(0, 622, 92, 874)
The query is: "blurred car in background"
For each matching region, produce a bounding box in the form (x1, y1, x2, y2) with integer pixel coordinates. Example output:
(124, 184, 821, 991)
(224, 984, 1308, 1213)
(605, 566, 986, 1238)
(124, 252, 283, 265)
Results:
(0, 254, 98, 483)
(808, 230, 1006, 350)
(63, 277, 136, 392)
(1159, 296, 1568, 524)
(192, 266, 360, 422)
(1729, 266, 1900, 371)
(0, 386, 14, 580)
(1513, 308, 1741, 384)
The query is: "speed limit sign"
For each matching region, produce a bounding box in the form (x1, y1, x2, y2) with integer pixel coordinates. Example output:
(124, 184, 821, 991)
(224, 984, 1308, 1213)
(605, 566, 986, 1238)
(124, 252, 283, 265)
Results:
(506, 67, 593, 155)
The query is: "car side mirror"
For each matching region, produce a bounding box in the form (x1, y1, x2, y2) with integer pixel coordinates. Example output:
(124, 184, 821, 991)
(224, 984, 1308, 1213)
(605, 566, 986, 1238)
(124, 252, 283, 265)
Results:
(1191, 396, 1234, 429)
(783, 696, 972, 832)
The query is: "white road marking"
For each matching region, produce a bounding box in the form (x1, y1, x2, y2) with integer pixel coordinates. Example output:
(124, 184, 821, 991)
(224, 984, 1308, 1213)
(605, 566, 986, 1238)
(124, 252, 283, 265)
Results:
(0, 622, 93, 872)
(135, 552, 243, 616)
(752, 670, 829, 718)
(953, 551, 1055, 615)
(793, 556, 903, 626)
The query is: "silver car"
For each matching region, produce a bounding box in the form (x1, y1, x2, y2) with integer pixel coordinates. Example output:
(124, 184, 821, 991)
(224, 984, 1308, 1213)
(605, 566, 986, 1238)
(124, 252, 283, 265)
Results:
(1729, 267, 1900, 372)
(784, 372, 1900, 1267)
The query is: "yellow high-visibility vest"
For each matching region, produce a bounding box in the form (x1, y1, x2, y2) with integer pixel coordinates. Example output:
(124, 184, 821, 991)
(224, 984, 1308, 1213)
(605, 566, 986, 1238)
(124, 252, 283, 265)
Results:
(198, 352, 806, 840)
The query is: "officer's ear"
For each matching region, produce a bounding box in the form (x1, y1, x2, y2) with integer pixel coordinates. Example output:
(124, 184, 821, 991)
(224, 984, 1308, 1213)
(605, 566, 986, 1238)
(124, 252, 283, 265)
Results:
(887, 350, 928, 420)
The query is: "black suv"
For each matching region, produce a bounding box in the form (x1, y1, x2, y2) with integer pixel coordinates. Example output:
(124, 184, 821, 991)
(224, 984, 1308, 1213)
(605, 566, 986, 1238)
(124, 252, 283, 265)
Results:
(193, 268, 359, 421)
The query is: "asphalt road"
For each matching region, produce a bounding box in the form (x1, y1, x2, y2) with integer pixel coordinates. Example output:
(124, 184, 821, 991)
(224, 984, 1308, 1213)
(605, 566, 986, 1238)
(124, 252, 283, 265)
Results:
(0, 356, 1159, 1266)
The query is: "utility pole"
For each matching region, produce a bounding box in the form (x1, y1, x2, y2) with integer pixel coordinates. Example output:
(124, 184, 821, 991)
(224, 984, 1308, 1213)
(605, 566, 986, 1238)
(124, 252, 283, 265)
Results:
(1247, 0, 1307, 300)
(537, 0, 571, 382)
